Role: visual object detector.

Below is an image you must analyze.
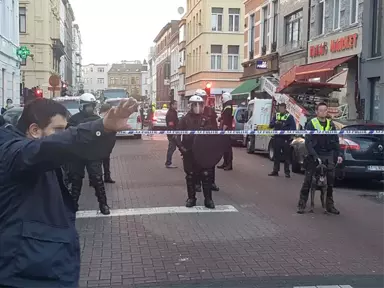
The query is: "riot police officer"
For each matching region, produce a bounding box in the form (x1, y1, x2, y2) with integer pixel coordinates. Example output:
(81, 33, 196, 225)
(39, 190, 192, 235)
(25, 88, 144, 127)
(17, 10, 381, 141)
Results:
(217, 92, 233, 170)
(68, 93, 111, 215)
(297, 102, 343, 215)
(268, 103, 296, 178)
(174, 89, 219, 209)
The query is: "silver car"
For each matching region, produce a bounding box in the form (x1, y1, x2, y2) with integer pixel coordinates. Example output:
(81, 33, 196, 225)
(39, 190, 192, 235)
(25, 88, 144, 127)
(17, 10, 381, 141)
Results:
(151, 109, 168, 130)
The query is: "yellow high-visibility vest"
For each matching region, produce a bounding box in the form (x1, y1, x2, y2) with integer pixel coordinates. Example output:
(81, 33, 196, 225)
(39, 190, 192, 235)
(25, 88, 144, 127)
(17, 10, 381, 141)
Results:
(311, 117, 331, 131)
(276, 113, 289, 121)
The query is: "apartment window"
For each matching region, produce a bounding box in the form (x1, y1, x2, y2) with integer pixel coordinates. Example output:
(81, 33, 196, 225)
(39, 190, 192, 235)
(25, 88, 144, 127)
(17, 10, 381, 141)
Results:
(131, 78, 136, 85)
(211, 7, 223, 31)
(249, 14, 255, 56)
(333, 0, 341, 30)
(350, 0, 359, 24)
(97, 78, 104, 84)
(318, 0, 325, 35)
(228, 8, 240, 32)
(272, 1, 278, 43)
(110, 78, 114, 85)
(262, 5, 269, 47)
(90, 68, 93, 72)
(371, 0, 382, 57)
(20, 58, 26, 66)
(228, 45, 239, 70)
(210, 45, 222, 70)
(369, 77, 381, 121)
(285, 10, 303, 48)
(19, 7, 26, 33)
(97, 68, 104, 73)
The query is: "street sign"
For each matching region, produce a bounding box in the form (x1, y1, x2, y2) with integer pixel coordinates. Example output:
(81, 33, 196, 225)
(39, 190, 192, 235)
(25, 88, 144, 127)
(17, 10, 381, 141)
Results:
(49, 75, 61, 87)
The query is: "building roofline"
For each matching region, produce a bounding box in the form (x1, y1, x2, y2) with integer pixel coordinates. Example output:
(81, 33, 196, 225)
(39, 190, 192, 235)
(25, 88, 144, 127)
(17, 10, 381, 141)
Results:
(153, 20, 179, 43)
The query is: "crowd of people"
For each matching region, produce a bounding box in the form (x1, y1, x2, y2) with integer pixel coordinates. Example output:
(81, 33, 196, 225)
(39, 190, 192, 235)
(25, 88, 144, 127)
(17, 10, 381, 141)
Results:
(0, 89, 342, 287)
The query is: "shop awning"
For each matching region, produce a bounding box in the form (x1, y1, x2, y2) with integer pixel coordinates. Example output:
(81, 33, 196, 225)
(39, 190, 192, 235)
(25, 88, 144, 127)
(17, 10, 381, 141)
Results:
(295, 56, 355, 77)
(231, 79, 260, 99)
(277, 80, 344, 96)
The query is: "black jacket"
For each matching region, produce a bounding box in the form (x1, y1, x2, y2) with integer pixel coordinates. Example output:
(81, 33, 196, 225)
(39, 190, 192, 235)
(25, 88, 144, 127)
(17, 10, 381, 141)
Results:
(305, 119, 341, 158)
(175, 112, 212, 151)
(0, 120, 113, 287)
(69, 111, 116, 157)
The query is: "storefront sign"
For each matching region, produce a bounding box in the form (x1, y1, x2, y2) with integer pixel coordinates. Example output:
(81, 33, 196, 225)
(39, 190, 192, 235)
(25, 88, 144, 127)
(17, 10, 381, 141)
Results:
(309, 33, 358, 58)
(256, 60, 267, 69)
(330, 33, 358, 53)
(309, 42, 327, 58)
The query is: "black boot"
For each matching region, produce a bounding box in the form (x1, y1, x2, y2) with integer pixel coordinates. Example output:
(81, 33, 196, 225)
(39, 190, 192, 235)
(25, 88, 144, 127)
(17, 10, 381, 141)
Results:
(202, 170, 215, 209)
(104, 173, 115, 184)
(223, 164, 233, 171)
(297, 199, 306, 214)
(93, 176, 110, 215)
(185, 174, 197, 208)
(268, 171, 279, 176)
(71, 178, 83, 212)
(217, 163, 225, 169)
(103, 158, 115, 183)
(326, 187, 340, 215)
(212, 183, 220, 191)
(211, 169, 219, 191)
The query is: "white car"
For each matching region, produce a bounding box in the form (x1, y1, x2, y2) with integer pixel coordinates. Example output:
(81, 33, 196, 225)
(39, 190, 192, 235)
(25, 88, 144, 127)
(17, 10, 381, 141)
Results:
(151, 109, 168, 130)
(104, 98, 142, 139)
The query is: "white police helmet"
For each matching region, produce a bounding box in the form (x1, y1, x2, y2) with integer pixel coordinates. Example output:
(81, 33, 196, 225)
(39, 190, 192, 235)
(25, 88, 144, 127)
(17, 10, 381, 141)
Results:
(189, 95, 204, 103)
(194, 89, 207, 98)
(189, 91, 205, 114)
(79, 93, 97, 111)
(222, 92, 232, 104)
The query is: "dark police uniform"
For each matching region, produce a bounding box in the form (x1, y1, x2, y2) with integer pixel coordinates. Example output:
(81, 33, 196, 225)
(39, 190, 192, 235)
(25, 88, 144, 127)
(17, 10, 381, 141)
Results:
(68, 111, 110, 214)
(174, 112, 215, 209)
(269, 112, 296, 177)
(298, 117, 341, 214)
(218, 102, 233, 170)
(165, 107, 179, 167)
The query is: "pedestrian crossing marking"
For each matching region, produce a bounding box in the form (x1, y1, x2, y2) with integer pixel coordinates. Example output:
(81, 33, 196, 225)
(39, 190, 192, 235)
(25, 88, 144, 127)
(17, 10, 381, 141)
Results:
(76, 205, 238, 218)
(293, 285, 353, 288)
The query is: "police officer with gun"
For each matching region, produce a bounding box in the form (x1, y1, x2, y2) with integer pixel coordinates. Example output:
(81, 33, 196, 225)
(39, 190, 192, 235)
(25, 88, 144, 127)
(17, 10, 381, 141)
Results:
(297, 102, 343, 214)
(174, 89, 226, 209)
(268, 103, 296, 178)
(68, 93, 111, 215)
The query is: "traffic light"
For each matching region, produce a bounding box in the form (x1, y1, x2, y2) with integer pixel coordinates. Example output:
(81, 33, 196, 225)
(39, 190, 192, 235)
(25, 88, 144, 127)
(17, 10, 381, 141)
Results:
(204, 82, 212, 97)
(61, 82, 68, 96)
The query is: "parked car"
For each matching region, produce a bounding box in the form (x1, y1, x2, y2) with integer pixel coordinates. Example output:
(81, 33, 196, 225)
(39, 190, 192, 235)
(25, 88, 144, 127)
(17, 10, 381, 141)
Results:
(105, 98, 142, 139)
(2, 106, 24, 126)
(150, 109, 167, 130)
(231, 106, 247, 145)
(2, 105, 76, 128)
(290, 120, 384, 181)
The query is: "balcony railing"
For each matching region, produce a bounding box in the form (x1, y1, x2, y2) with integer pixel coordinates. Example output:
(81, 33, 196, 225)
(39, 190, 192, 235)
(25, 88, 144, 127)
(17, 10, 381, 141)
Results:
(52, 38, 65, 57)
(279, 40, 306, 55)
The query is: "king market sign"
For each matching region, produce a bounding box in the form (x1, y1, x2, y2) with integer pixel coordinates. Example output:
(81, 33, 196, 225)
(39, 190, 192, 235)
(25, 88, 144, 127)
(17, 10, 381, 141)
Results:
(310, 33, 358, 58)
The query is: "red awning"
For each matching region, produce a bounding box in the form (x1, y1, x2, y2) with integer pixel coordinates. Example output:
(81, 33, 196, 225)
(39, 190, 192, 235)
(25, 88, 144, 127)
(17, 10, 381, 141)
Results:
(295, 56, 355, 77)
(277, 80, 344, 96)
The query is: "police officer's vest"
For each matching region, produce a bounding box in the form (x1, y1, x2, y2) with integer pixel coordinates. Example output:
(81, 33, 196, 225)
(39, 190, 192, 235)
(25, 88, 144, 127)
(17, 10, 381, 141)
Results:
(223, 105, 235, 116)
(276, 112, 289, 121)
(311, 118, 331, 131)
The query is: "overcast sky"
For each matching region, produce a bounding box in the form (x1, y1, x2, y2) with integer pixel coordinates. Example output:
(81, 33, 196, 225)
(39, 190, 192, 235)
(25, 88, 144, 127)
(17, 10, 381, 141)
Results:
(70, 0, 186, 65)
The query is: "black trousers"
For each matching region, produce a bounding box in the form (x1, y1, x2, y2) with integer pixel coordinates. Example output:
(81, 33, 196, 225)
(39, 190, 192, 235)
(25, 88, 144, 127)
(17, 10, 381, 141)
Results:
(273, 137, 291, 173)
(223, 135, 233, 166)
(183, 151, 213, 200)
(299, 153, 335, 205)
(102, 156, 112, 177)
(69, 160, 107, 209)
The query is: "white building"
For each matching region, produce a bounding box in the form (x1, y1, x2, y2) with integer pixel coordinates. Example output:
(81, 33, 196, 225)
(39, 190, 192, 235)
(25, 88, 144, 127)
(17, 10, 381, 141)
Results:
(141, 60, 149, 100)
(0, 0, 21, 107)
(147, 46, 157, 104)
(72, 23, 82, 93)
(82, 64, 110, 94)
(59, 0, 66, 83)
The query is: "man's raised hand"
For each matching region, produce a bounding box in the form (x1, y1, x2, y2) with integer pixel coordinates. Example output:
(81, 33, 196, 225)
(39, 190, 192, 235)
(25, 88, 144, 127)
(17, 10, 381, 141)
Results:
(103, 98, 139, 132)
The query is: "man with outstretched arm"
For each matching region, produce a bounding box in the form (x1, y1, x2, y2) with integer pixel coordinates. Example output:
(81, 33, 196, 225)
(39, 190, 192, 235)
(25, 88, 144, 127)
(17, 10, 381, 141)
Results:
(0, 97, 138, 288)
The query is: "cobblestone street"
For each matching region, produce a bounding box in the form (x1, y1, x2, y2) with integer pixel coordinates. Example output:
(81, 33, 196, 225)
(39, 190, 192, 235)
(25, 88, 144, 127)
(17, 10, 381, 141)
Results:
(76, 136, 384, 288)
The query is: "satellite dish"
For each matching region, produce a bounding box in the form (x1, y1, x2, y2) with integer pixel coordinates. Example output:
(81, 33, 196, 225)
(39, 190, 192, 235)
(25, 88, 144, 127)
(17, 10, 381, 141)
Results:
(177, 7, 184, 15)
